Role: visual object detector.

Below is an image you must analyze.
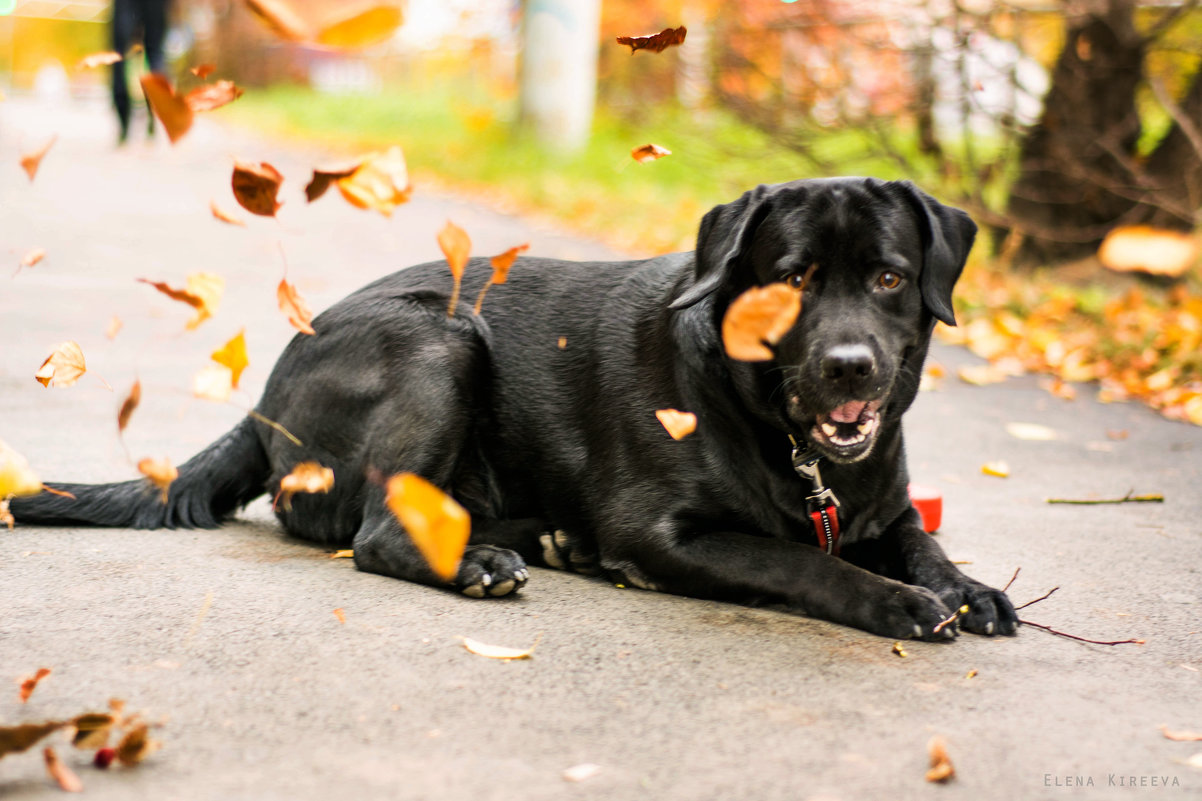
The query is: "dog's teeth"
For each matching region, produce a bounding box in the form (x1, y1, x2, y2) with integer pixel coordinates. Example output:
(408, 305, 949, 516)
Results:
(821, 422, 838, 437)
(857, 420, 872, 434)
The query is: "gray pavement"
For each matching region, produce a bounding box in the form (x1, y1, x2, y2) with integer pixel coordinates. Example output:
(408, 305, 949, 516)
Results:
(2, 95, 1200, 801)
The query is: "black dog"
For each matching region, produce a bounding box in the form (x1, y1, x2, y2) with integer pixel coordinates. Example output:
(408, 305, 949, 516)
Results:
(13, 177, 1019, 641)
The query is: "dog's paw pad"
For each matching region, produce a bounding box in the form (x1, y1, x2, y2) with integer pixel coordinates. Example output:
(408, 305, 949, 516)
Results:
(540, 533, 567, 570)
(488, 579, 517, 597)
(457, 545, 528, 599)
(540, 529, 601, 575)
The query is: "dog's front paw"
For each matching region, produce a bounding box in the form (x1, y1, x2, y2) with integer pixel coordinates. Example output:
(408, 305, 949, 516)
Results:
(457, 545, 529, 598)
(873, 584, 958, 642)
(936, 580, 1019, 636)
(539, 529, 601, 576)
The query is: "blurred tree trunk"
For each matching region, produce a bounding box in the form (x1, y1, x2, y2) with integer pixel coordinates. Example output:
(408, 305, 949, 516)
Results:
(517, 0, 602, 153)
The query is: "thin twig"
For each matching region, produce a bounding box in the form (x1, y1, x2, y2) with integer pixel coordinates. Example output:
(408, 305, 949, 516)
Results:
(1014, 586, 1059, 611)
(1020, 619, 1144, 646)
(1001, 566, 1021, 593)
(1047, 494, 1164, 505)
(247, 409, 302, 447)
(933, 604, 970, 634)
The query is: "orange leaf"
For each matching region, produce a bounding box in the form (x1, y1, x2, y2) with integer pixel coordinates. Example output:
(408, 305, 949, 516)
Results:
(18, 247, 46, 272)
(655, 408, 697, 440)
(210, 200, 246, 226)
(332, 607, 346, 624)
(0, 439, 42, 498)
(18, 668, 51, 703)
(35, 342, 87, 388)
(184, 79, 244, 112)
(20, 135, 57, 182)
(138, 272, 224, 329)
(615, 25, 687, 54)
(305, 160, 360, 203)
(438, 221, 471, 281)
(44, 747, 83, 793)
(384, 473, 470, 582)
(981, 460, 1010, 478)
(190, 63, 216, 79)
(231, 160, 283, 217)
(137, 457, 177, 503)
(925, 736, 955, 783)
(192, 364, 233, 403)
(315, 3, 405, 49)
(277, 278, 317, 335)
(1160, 725, 1202, 741)
(76, 51, 123, 69)
(276, 461, 334, 509)
(721, 283, 802, 361)
(105, 315, 123, 341)
(243, 0, 312, 41)
(139, 74, 193, 144)
(117, 380, 141, 434)
(1098, 225, 1199, 278)
(335, 146, 411, 216)
(631, 143, 671, 163)
(489, 243, 529, 285)
(211, 329, 249, 389)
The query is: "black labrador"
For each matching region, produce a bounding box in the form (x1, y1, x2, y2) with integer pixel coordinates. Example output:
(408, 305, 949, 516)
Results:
(13, 177, 1019, 641)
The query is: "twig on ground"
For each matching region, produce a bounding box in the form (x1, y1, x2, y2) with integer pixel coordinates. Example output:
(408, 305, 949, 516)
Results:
(1002, 566, 1021, 593)
(1020, 619, 1144, 646)
(1015, 586, 1059, 611)
(1047, 492, 1164, 505)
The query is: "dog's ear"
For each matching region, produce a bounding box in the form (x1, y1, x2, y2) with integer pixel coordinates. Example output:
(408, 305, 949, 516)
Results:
(892, 181, 977, 326)
(670, 185, 775, 310)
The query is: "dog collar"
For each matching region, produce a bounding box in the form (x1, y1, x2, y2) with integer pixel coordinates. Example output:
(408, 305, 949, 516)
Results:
(789, 435, 841, 555)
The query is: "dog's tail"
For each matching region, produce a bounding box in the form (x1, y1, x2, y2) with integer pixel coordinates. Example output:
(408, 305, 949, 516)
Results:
(9, 417, 270, 529)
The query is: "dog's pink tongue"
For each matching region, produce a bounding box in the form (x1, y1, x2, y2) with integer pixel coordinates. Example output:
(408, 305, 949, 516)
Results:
(829, 400, 868, 424)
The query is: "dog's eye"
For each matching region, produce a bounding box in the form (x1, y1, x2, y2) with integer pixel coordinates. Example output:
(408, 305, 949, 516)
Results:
(877, 271, 903, 290)
(785, 273, 806, 289)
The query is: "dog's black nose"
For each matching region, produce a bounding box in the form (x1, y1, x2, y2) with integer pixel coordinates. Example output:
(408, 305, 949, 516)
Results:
(821, 344, 876, 387)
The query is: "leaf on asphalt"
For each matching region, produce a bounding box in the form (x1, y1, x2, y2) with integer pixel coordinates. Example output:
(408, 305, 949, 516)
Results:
(184, 80, 244, 113)
(278, 278, 316, 335)
(439, 221, 471, 317)
(956, 363, 1010, 386)
(18, 667, 52, 703)
(140, 74, 193, 144)
(44, 746, 83, 793)
(137, 457, 177, 503)
(615, 25, 687, 54)
(562, 763, 602, 782)
(190, 63, 216, 79)
(76, 51, 123, 69)
(211, 329, 249, 389)
(243, 0, 311, 41)
(210, 200, 246, 226)
(71, 706, 120, 750)
(105, 315, 123, 341)
(1004, 422, 1058, 441)
(474, 243, 529, 314)
(655, 408, 697, 440)
(925, 736, 955, 783)
(138, 272, 224, 329)
(35, 342, 87, 388)
(20, 135, 57, 182)
(192, 364, 234, 403)
(0, 439, 42, 498)
(336, 147, 411, 216)
(231, 160, 283, 217)
(18, 247, 46, 272)
(722, 283, 802, 361)
(332, 607, 346, 624)
(1098, 225, 1199, 278)
(314, 3, 405, 49)
(117, 380, 142, 434)
(115, 722, 158, 766)
(891, 641, 907, 658)
(329, 549, 354, 559)
(276, 462, 334, 510)
(304, 160, 359, 203)
(460, 633, 542, 661)
(1160, 725, 1202, 741)
(0, 721, 67, 759)
(631, 143, 671, 163)
(384, 473, 470, 582)
(981, 461, 1010, 478)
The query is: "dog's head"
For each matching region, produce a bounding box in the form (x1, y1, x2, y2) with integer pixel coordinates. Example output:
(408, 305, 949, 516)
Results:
(672, 177, 976, 463)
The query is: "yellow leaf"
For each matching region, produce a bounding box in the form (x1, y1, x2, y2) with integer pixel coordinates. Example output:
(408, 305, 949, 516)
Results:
(336, 146, 411, 216)
(315, 3, 404, 49)
(925, 736, 955, 783)
(981, 461, 1010, 478)
(105, 316, 123, 340)
(211, 329, 249, 389)
(329, 549, 354, 559)
(137, 457, 178, 503)
(460, 633, 542, 660)
(655, 408, 697, 440)
(192, 364, 233, 403)
(276, 462, 334, 510)
(384, 473, 470, 582)
(0, 440, 43, 498)
(277, 278, 316, 335)
(35, 341, 87, 388)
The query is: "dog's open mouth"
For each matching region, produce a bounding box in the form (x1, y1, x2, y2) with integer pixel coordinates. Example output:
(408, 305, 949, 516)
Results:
(810, 399, 882, 458)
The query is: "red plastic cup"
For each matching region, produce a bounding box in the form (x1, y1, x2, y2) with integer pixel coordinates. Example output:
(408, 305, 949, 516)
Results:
(908, 483, 943, 533)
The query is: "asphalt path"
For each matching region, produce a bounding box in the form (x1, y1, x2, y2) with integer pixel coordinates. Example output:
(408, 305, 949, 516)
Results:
(2, 95, 1200, 800)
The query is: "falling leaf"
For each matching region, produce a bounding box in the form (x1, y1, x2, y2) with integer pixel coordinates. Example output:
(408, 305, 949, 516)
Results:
(721, 283, 802, 361)
(631, 143, 671, 163)
(891, 641, 907, 658)
(137, 457, 178, 503)
(966, 669, 978, 679)
(336, 147, 411, 216)
(192, 364, 234, 403)
(557, 337, 567, 350)
(615, 25, 687, 54)
(438, 221, 471, 317)
(957, 364, 1010, 386)
(314, 3, 405, 49)
(981, 461, 1010, 478)
(70, 713, 116, 750)
(460, 633, 542, 660)
(44, 747, 83, 793)
(1160, 726, 1202, 741)
(0, 439, 42, 498)
(115, 723, 158, 766)
(211, 330, 249, 389)
(231, 160, 283, 217)
(277, 278, 316, 335)
(276, 462, 334, 510)
(18, 667, 51, 703)
(105, 316, 123, 340)
(76, 51, 123, 69)
(655, 408, 697, 440)
(1098, 226, 1199, 278)
(304, 160, 359, 203)
(190, 63, 216, 79)
(474, 243, 530, 314)
(140, 74, 193, 144)
(384, 473, 470, 582)
(332, 607, 346, 624)
(1005, 422, 1058, 441)
(925, 736, 955, 783)
(244, 0, 312, 41)
(20, 135, 57, 182)
(329, 549, 354, 559)
(138, 272, 224, 329)
(562, 763, 602, 782)
(210, 200, 246, 226)
(117, 380, 142, 434)
(0, 721, 66, 759)
(184, 80, 243, 113)
(35, 342, 87, 388)
(18, 247, 46, 272)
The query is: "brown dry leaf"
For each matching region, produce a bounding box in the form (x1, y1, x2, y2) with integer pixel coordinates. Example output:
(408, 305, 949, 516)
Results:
(460, 633, 542, 661)
(0, 439, 42, 498)
(315, 3, 405, 49)
(19, 248, 46, 271)
(210, 200, 246, 226)
(190, 63, 216, 79)
(140, 74, 193, 144)
(332, 607, 346, 624)
(277, 462, 334, 510)
(336, 147, 411, 216)
(192, 364, 233, 403)
(721, 283, 802, 361)
(76, 51, 123, 69)
(20, 135, 57, 182)
(631, 143, 671, 163)
(925, 736, 955, 783)
(117, 380, 142, 434)
(35, 342, 87, 388)
(439, 221, 471, 317)
(137, 457, 178, 503)
(0, 721, 66, 759)
(981, 461, 1010, 478)
(243, 0, 312, 41)
(105, 316, 123, 341)
(138, 272, 224, 329)
(70, 712, 116, 750)
(44, 747, 83, 793)
(384, 473, 470, 582)
(655, 408, 697, 440)
(231, 160, 283, 217)
(278, 278, 316, 335)
(184, 80, 243, 113)
(18, 668, 51, 703)
(304, 160, 360, 203)
(115, 723, 158, 766)
(1160, 725, 1202, 741)
(1098, 225, 1199, 278)
(211, 330, 249, 389)
(616, 25, 687, 54)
